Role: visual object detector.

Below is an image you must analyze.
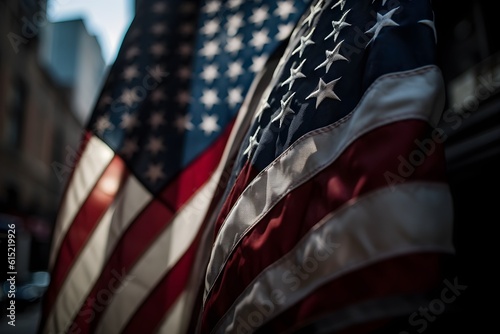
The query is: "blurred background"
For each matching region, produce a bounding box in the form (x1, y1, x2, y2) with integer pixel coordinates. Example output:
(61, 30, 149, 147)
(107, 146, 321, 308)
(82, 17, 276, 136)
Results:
(0, 0, 498, 332)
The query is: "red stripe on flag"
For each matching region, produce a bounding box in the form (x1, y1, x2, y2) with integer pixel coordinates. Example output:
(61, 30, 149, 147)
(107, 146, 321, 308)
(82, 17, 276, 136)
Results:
(202, 120, 447, 332)
(257, 253, 450, 333)
(42, 156, 127, 323)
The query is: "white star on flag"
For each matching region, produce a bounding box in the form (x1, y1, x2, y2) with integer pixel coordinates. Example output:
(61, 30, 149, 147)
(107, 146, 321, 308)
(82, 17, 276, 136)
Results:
(125, 46, 141, 59)
(178, 43, 193, 57)
(146, 136, 165, 155)
(325, 9, 351, 42)
(177, 66, 192, 81)
(145, 163, 165, 183)
(151, 23, 168, 35)
(227, 0, 243, 9)
(179, 22, 195, 35)
(365, 7, 400, 45)
(227, 61, 244, 80)
(315, 40, 348, 73)
(306, 77, 342, 108)
(302, 0, 323, 28)
(275, 1, 297, 20)
(176, 90, 191, 106)
(292, 28, 315, 57)
(200, 40, 220, 60)
(225, 35, 244, 55)
(149, 111, 165, 129)
(251, 54, 268, 73)
(272, 92, 296, 127)
(201, 64, 220, 84)
(123, 65, 140, 82)
(250, 7, 269, 26)
(94, 114, 114, 135)
(201, 18, 220, 37)
(281, 59, 307, 90)
(250, 29, 271, 51)
(120, 88, 140, 107)
(152, 2, 168, 14)
(150, 43, 167, 57)
(243, 127, 260, 157)
(120, 138, 138, 158)
(277, 23, 294, 41)
(201, 88, 220, 109)
(199, 114, 221, 135)
(150, 90, 166, 104)
(228, 87, 243, 108)
(120, 113, 139, 131)
(203, 0, 221, 15)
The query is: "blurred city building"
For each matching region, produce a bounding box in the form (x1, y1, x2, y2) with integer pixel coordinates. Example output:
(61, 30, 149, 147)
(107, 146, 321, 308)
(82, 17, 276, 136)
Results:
(427, 1, 499, 331)
(0, 0, 105, 290)
(39, 19, 107, 124)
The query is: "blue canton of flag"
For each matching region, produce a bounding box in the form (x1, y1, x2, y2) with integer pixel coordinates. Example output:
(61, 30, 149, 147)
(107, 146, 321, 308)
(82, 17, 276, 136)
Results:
(238, 0, 439, 173)
(89, 0, 311, 194)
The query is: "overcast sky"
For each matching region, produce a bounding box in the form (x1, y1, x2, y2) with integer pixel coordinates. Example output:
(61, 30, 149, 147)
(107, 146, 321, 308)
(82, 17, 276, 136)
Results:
(48, 0, 135, 65)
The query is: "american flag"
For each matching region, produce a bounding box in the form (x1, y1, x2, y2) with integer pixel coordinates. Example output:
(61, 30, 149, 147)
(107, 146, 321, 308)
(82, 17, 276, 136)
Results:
(40, 0, 310, 333)
(198, 0, 455, 333)
(41, 0, 455, 333)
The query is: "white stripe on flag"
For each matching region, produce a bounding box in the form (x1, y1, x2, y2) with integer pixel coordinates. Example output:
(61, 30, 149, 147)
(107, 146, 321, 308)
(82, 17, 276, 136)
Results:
(49, 137, 115, 268)
(215, 182, 454, 334)
(204, 66, 445, 299)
